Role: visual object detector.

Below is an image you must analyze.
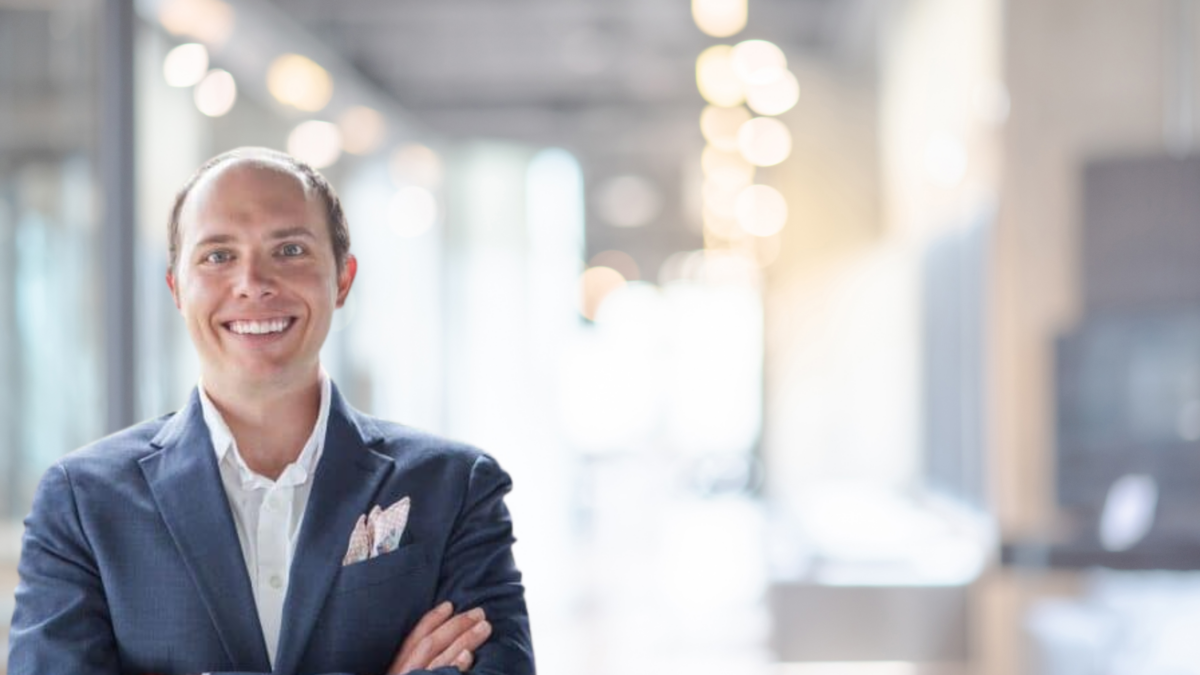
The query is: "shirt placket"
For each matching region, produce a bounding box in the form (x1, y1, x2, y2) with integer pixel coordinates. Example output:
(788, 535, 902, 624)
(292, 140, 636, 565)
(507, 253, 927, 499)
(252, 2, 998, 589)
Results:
(255, 481, 293, 666)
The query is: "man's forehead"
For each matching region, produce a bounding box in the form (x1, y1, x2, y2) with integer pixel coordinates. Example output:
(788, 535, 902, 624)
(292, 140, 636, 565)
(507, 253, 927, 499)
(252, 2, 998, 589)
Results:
(183, 157, 321, 229)
(197, 157, 312, 202)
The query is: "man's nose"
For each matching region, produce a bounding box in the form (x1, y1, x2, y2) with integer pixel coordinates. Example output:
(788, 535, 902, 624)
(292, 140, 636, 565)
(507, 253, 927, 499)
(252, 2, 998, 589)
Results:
(234, 255, 277, 298)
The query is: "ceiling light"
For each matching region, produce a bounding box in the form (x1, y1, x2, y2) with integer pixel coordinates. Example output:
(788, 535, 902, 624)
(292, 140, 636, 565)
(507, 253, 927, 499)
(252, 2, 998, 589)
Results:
(696, 45, 745, 107)
(267, 53, 333, 112)
(287, 120, 342, 169)
(158, 0, 234, 47)
(193, 69, 236, 117)
(745, 70, 800, 116)
(338, 106, 387, 155)
(162, 43, 209, 87)
(692, 0, 747, 38)
(731, 40, 787, 85)
(700, 105, 752, 152)
(737, 117, 792, 166)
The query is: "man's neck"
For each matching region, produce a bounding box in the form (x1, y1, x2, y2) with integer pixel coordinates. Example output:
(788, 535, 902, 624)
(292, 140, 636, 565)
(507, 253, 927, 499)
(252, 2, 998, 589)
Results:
(202, 367, 323, 480)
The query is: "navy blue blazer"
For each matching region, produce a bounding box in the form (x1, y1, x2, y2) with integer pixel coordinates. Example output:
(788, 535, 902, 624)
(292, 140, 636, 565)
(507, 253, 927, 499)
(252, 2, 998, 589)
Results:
(8, 385, 534, 675)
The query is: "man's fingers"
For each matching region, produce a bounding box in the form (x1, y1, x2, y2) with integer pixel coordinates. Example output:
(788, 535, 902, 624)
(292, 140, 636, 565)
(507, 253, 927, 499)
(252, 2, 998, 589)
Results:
(402, 602, 454, 650)
(423, 607, 486, 655)
(428, 620, 491, 669)
(389, 606, 488, 674)
(390, 602, 454, 674)
(454, 649, 474, 672)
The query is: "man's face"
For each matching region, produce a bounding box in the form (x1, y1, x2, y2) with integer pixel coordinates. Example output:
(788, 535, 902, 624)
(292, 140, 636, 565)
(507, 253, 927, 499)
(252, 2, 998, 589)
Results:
(167, 161, 356, 389)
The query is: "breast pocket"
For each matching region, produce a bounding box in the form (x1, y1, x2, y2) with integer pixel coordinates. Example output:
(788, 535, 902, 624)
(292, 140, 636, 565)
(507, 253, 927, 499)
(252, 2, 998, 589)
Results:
(333, 543, 433, 594)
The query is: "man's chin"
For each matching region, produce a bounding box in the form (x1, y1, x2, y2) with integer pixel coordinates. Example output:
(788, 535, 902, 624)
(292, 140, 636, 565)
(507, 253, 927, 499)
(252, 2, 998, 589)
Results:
(208, 360, 316, 390)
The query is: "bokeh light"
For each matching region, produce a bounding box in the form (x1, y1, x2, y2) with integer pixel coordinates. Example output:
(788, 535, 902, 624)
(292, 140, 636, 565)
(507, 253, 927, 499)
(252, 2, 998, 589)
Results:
(390, 143, 444, 189)
(158, 0, 234, 47)
(162, 43, 209, 88)
(731, 40, 787, 85)
(267, 53, 333, 112)
(923, 133, 968, 187)
(734, 184, 788, 237)
(745, 69, 800, 116)
(337, 106, 387, 155)
(702, 145, 755, 189)
(696, 45, 745, 107)
(700, 104, 752, 152)
(692, 0, 747, 38)
(193, 69, 236, 117)
(286, 120, 342, 169)
(388, 186, 438, 238)
(589, 250, 641, 281)
(595, 175, 662, 228)
(703, 180, 741, 219)
(737, 116, 792, 166)
(580, 266, 627, 321)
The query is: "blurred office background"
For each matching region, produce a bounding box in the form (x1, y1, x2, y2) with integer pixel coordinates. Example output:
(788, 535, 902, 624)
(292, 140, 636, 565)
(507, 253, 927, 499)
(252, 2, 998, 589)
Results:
(5, 0, 1200, 673)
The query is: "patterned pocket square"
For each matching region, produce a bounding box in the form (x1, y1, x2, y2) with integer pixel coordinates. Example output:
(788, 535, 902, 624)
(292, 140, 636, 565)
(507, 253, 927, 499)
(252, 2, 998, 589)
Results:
(342, 496, 411, 566)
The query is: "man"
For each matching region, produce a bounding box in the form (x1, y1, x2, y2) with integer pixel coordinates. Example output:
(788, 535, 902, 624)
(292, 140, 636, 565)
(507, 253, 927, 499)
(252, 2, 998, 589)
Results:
(8, 147, 535, 674)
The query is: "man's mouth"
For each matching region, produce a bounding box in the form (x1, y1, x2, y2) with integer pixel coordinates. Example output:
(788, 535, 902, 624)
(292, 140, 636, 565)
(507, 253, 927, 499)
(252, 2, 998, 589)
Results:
(224, 317, 295, 335)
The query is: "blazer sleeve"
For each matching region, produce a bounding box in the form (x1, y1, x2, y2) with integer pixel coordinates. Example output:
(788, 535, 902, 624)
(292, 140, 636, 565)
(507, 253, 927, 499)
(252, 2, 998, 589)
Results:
(432, 453, 535, 675)
(8, 463, 121, 675)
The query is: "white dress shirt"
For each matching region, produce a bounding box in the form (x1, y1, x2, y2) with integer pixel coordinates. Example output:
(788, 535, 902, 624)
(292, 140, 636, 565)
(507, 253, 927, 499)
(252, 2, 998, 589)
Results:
(197, 371, 332, 669)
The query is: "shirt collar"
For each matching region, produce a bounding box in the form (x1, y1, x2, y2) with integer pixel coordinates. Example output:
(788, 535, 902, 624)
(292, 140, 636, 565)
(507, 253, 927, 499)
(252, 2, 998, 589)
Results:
(197, 370, 333, 489)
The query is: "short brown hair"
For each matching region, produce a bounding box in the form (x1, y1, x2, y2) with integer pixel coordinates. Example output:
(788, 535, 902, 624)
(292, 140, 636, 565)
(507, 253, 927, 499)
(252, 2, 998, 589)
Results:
(167, 147, 351, 273)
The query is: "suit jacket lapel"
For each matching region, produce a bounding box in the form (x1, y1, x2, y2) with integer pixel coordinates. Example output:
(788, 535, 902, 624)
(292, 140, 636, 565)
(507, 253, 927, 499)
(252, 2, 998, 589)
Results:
(273, 384, 393, 675)
(138, 390, 271, 672)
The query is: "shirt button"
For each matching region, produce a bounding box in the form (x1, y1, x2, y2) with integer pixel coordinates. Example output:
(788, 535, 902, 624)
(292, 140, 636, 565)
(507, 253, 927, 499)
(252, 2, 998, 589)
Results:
(269, 574, 283, 590)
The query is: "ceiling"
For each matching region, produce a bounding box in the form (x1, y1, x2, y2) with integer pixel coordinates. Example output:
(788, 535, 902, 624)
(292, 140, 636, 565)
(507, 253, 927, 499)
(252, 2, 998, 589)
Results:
(267, 0, 884, 272)
(271, 0, 882, 152)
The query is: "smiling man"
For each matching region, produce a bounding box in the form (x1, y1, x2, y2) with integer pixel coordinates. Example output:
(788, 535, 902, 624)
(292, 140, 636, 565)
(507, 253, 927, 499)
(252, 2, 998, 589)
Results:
(8, 148, 535, 675)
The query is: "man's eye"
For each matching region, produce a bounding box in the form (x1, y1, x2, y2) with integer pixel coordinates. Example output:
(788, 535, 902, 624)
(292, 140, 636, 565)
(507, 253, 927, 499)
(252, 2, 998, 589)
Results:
(204, 250, 232, 264)
(280, 243, 306, 257)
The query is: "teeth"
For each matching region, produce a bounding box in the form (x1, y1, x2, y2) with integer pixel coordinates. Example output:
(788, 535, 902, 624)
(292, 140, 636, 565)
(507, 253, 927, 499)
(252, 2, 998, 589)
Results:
(229, 318, 290, 335)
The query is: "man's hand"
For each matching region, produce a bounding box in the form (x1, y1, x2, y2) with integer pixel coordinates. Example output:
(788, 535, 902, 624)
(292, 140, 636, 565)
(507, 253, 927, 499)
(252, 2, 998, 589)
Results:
(388, 601, 492, 674)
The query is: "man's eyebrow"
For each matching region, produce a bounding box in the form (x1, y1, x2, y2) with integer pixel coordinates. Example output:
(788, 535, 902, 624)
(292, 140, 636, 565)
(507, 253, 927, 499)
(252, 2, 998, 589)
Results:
(193, 228, 315, 248)
(269, 227, 317, 240)
(194, 233, 235, 248)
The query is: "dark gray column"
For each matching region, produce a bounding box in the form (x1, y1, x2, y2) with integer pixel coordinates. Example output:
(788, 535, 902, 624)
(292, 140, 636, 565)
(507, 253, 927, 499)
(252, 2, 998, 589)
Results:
(100, 0, 137, 432)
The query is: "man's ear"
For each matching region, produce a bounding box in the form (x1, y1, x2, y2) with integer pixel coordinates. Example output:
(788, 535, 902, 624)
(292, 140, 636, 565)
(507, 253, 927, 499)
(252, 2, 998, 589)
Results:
(166, 268, 182, 310)
(335, 254, 358, 308)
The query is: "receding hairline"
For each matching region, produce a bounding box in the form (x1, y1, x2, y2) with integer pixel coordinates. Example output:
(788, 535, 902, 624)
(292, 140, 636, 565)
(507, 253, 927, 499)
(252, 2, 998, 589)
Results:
(185, 153, 319, 210)
(168, 146, 351, 273)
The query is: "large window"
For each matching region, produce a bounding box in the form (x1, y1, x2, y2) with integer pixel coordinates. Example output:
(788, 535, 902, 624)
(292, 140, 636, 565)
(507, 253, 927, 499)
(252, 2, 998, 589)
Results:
(0, 4, 104, 519)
